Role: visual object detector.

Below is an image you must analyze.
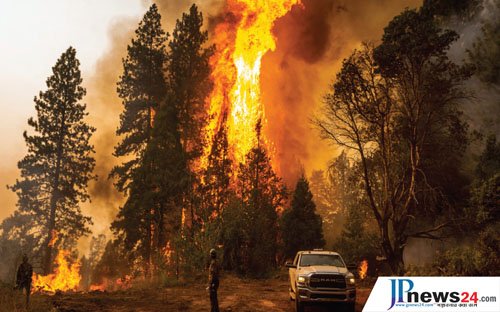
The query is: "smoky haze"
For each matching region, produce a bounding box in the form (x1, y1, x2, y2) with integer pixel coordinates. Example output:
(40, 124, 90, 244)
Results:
(81, 18, 138, 240)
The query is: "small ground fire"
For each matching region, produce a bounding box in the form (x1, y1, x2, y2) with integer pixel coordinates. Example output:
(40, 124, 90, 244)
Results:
(358, 260, 368, 280)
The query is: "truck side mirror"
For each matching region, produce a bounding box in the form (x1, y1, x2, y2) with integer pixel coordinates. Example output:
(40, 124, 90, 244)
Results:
(285, 261, 296, 268)
(347, 263, 357, 271)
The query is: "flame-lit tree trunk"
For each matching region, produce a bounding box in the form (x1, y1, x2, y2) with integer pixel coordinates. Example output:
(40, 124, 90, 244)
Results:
(6, 47, 95, 274)
(316, 9, 471, 274)
(144, 99, 187, 272)
(111, 3, 168, 277)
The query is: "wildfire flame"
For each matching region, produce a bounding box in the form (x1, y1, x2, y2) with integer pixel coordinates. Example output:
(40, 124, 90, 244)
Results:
(32, 249, 81, 293)
(48, 229, 58, 247)
(203, 0, 301, 169)
(89, 275, 132, 292)
(89, 284, 105, 292)
(359, 259, 368, 280)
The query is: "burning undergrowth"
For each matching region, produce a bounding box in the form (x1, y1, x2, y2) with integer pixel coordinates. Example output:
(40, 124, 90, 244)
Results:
(32, 250, 81, 294)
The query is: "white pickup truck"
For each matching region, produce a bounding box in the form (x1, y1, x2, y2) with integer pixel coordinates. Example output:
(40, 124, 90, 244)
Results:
(286, 250, 356, 312)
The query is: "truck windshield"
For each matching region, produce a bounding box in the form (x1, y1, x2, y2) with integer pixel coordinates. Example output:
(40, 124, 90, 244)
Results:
(299, 254, 345, 267)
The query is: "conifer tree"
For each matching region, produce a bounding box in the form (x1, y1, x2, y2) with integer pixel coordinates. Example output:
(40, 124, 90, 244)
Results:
(281, 176, 325, 259)
(145, 99, 187, 263)
(167, 4, 213, 160)
(236, 121, 287, 275)
(110, 4, 168, 274)
(111, 3, 168, 193)
(201, 113, 232, 220)
(4, 47, 95, 273)
(166, 4, 213, 234)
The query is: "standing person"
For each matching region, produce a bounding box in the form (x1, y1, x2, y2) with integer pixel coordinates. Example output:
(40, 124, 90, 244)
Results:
(207, 248, 220, 312)
(16, 254, 33, 306)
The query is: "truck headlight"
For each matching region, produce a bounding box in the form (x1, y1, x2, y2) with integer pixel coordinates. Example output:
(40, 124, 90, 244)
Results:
(297, 276, 306, 285)
(346, 273, 355, 285)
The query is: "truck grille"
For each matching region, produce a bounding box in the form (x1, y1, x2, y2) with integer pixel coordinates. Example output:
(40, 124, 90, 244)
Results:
(310, 293, 347, 300)
(309, 274, 346, 289)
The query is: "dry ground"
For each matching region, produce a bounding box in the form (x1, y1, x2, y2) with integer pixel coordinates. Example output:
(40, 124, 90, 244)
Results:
(2, 275, 372, 312)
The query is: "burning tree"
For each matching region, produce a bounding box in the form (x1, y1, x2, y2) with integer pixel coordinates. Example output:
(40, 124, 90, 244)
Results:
(165, 3, 213, 237)
(200, 113, 232, 221)
(2, 47, 95, 274)
(203, 0, 301, 169)
(316, 9, 472, 274)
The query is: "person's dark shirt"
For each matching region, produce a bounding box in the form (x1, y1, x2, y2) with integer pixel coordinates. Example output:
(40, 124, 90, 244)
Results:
(16, 261, 33, 286)
(208, 258, 219, 285)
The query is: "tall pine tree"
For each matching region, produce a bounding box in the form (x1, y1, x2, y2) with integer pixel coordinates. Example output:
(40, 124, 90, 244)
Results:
(281, 176, 325, 259)
(167, 4, 213, 160)
(4, 47, 95, 273)
(110, 4, 168, 275)
(111, 3, 168, 193)
(200, 112, 232, 221)
(236, 121, 287, 276)
(166, 4, 213, 235)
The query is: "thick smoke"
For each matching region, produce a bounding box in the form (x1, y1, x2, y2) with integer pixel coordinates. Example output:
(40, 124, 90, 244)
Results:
(261, 0, 421, 184)
(78, 18, 138, 252)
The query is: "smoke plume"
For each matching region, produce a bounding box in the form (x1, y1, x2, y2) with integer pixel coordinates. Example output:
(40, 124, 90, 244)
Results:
(261, 0, 421, 184)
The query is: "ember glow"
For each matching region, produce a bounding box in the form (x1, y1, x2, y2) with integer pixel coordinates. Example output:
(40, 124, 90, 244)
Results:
(32, 250, 81, 293)
(89, 275, 132, 292)
(203, 0, 301, 168)
(358, 259, 368, 280)
(48, 229, 58, 247)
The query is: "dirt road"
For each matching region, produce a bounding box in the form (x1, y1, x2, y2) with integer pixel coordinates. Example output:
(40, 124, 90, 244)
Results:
(3, 275, 371, 311)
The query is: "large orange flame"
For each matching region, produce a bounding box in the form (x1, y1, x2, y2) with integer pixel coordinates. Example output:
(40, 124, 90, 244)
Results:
(32, 250, 81, 293)
(203, 0, 301, 169)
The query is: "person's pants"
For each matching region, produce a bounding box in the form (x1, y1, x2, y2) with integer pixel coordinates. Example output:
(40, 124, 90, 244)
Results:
(210, 283, 219, 312)
(19, 283, 31, 305)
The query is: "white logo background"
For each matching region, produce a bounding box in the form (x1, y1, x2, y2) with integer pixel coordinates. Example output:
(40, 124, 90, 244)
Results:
(363, 276, 500, 312)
